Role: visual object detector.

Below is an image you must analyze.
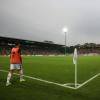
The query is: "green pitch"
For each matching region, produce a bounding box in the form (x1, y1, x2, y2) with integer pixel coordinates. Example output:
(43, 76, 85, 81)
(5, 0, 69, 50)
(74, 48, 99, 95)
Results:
(0, 55, 100, 100)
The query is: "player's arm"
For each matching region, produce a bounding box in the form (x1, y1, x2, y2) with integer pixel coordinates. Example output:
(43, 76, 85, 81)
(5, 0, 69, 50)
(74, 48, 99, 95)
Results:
(10, 48, 12, 59)
(18, 48, 22, 63)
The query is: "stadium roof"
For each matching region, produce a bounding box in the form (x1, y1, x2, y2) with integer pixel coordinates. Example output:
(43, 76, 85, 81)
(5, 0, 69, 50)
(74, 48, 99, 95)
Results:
(0, 36, 64, 48)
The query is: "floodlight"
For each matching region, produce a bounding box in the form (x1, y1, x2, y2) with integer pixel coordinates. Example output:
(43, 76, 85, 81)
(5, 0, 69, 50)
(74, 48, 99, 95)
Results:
(62, 27, 68, 33)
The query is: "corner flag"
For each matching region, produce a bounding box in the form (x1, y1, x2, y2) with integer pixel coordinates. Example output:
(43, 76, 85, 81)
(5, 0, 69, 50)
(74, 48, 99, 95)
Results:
(73, 48, 78, 65)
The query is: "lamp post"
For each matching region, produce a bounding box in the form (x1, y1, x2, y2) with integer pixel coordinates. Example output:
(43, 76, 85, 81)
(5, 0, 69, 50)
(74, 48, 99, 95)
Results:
(62, 27, 68, 55)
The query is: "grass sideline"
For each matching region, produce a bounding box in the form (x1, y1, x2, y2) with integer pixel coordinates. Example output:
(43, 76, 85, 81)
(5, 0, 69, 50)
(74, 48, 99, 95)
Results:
(0, 55, 100, 100)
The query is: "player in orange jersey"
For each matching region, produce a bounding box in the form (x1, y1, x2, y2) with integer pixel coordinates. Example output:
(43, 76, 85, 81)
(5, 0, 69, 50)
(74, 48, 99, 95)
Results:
(6, 42, 25, 86)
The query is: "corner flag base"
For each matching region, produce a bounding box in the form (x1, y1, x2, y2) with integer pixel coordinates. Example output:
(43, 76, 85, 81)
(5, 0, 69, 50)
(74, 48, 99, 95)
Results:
(63, 83, 80, 88)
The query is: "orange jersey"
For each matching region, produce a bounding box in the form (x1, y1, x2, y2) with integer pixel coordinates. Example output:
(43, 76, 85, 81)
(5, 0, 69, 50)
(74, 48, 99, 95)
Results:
(10, 47, 22, 64)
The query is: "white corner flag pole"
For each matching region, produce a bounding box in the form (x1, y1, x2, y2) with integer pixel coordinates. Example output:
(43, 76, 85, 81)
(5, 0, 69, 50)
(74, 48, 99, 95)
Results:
(73, 48, 78, 88)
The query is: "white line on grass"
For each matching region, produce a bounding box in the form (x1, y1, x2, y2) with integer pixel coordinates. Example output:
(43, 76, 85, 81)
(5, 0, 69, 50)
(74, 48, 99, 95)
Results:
(0, 69, 76, 90)
(1, 69, 100, 89)
(76, 72, 100, 89)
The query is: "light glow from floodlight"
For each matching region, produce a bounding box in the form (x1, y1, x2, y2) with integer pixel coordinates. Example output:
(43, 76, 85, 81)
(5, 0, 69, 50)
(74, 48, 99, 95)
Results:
(63, 27, 68, 33)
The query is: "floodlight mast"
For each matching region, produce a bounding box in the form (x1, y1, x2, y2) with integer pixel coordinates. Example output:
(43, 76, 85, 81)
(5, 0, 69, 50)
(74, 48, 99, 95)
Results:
(63, 28, 68, 55)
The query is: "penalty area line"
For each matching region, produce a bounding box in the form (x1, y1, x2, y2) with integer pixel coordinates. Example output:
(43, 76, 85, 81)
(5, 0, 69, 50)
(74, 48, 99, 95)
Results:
(0, 69, 76, 90)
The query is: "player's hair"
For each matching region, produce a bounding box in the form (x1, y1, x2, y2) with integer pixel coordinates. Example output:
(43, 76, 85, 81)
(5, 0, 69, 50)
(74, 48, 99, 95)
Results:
(15, 41, 20, 46)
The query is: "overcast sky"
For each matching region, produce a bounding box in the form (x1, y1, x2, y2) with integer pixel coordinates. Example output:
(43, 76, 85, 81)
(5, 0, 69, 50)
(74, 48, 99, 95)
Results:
(0, 0, 100, 45)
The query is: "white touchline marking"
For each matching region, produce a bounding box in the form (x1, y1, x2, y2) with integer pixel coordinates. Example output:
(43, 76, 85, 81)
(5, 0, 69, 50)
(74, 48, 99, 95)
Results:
(76, 72, 100, 89)
(1, 69, 100, 89)
(0, 69, 76, 90)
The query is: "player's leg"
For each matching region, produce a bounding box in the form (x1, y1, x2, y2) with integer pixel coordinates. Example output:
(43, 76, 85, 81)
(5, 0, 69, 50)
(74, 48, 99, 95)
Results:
(6, 64, 16, 86)
(6, 70, 13, 86)
(18, 64, 25, 82)
(19, 69, 25, 82)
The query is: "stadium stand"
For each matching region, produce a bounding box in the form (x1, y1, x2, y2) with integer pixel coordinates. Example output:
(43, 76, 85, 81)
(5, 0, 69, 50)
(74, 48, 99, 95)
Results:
(0, 36, 65, 55)
(0, 36, 100, 55)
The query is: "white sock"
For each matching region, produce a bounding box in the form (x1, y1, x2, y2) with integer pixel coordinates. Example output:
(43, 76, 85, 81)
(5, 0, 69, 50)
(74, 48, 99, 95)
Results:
(7, 72, 12, 83)
(19, 69, 24, 80)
